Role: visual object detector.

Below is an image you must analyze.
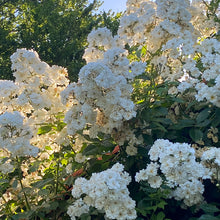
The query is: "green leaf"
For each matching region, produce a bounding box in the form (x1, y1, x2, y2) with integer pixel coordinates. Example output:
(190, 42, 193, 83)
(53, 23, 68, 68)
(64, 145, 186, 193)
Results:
(82, 144, 100, 156)
(153, 107, 168, 116)
(145, 205, 157, 211)
(38, 188, 50, 196)
(195, 119, 211, 128)
(200, 203, 220, 214)
(157, 201, 167, 209)
(196, 108, 210, 124)
(156, 212, 165, 220)
(56, 121, 66, 131)
(152, 122, 167, 132)
(189, 128, 203, 142)
(212, 109, 220, 127)
(156, 88, 168, 96)
(29, 161, 41, 173)
(55, 113, 65, 119)
(172, 119, 194, 129)
(61, 158, 68, 166)
(12, 179, 18, 189)
(153, 118, 171, 125)
(0, 179, 9, 185)
(37, 125, 52, 135)
(136, 207, 147, 216)
(49, 201, 59, 210)
(138, 146, 149, 157)
(198, 214, 220, 220)
(32, 178, 54, 189)
(36, 212, 45, 218)
(141, 46, 147, 56)
(138, 199, 151, 210)
(80, 213, 91, 220)
(45, 146, 52, 151)
(12, 210, 34, 220)
(186, 100, 197, 110)
(171, 97, 185, 103)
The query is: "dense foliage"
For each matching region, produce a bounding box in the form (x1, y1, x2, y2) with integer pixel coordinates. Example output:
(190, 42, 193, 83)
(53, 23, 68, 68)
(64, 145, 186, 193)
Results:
(0, 0, 121, 81)
(1, 0, 220, 220)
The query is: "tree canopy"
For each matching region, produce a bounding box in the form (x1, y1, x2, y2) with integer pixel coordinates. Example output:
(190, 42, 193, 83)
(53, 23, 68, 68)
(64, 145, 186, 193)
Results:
(0, 0, 121, 81)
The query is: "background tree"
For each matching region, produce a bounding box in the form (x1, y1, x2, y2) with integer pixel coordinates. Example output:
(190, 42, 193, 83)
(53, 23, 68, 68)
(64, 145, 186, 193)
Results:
(0, 0, 122, 81)
(0, 0, 19, 80)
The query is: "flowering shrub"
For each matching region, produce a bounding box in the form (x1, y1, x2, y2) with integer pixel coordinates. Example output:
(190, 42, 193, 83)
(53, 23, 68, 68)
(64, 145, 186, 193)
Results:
(68, 163, 136, 220)
(1, 0, 220, 219)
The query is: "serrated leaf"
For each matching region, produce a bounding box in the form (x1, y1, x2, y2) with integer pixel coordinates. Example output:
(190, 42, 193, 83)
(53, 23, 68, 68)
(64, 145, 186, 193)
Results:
(145, 205, 157, 211)
(61, 158, 68, 166)
(136, 208, 148, 216)
(45, 146, 52, 151)
(157, 201, 167, 209)
(189, 128, 203, 142)
(156, 212, 165, 220)
(37, 125, 52, 135)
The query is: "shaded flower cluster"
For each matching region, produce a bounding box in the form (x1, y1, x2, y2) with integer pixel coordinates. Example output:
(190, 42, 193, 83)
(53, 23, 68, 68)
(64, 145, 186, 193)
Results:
(135, 139, 211, 206)
(68, 163, 136, 220)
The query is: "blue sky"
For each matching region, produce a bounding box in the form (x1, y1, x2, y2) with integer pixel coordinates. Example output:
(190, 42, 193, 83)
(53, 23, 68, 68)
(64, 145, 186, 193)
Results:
(90, 0, 127, 13)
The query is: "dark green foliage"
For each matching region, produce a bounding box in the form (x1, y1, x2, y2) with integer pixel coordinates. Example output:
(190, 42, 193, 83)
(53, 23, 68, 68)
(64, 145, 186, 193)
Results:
(0, 0, 121, 81)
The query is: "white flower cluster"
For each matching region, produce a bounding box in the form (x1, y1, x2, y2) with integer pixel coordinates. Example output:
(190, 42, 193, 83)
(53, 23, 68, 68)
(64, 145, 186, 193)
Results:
(201, 147, 220, 181)
(0, 159, 14, 174)
(68, 163, 136, 220)
(0, 80, 21, 114)
(120, 0, 220, 107)
(0, 111, 38, 157)
(119, 0, 157, 46)
(135, 139, 211, 206)
(193, 39, 220, 107)
(61, 28, 146, 137)
(176, 38, 220, 107)
(0, 49, 71, 152)
(10, 48, 69, 112)
(83, 27, 124, 63)
(119, 0, 199, 56)
(202, 147, 220, 166)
